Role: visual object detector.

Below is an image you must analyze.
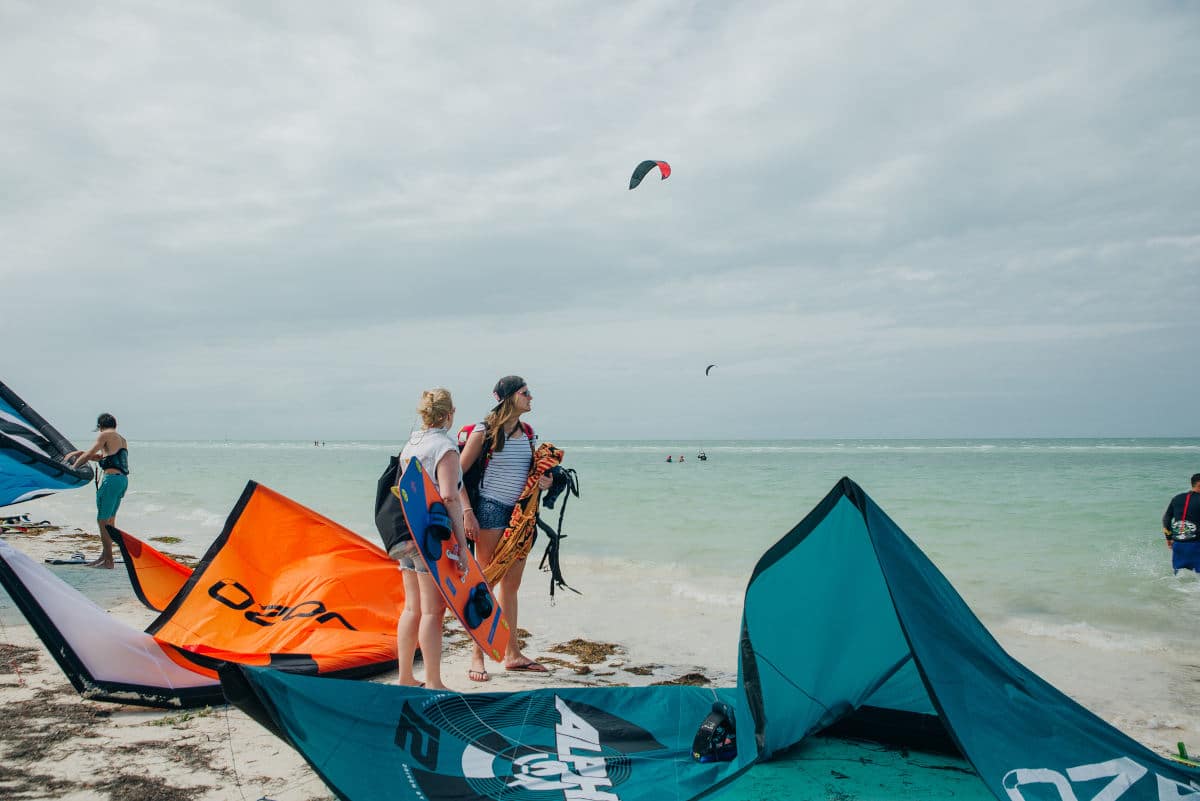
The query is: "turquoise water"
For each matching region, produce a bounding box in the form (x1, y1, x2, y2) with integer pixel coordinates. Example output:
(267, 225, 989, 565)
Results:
(13, 438, 1200, 634)
(5, 438, 1199, 750)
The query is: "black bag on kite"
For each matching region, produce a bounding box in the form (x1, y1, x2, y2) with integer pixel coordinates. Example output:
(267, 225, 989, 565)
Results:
(374, 455, 411, 553)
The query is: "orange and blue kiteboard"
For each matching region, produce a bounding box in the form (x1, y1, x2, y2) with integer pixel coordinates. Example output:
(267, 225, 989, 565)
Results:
(394, 458, 509, 662)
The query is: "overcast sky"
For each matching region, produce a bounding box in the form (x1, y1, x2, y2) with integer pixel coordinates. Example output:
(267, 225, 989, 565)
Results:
(3, 2, 1198, 440)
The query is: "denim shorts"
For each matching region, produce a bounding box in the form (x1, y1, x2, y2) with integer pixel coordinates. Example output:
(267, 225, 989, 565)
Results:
(476, 495, 516, 530)
(388, 539, 429, 574)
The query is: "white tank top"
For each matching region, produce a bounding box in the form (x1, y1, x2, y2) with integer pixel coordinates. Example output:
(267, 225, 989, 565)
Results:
(399, 428, 462, 497)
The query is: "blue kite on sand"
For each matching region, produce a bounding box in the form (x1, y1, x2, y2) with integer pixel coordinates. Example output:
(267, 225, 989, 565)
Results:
(221, 478, 1200, 801)
(0, 380, 93, 507)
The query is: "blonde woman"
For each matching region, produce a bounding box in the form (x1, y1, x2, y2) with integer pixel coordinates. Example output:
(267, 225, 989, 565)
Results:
(393, 388, 470, 690)
(461, 375, 553, 682)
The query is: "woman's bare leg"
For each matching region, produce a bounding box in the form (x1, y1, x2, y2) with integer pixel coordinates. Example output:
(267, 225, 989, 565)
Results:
(472, 527, 534, 667)
(497, 557, 531, 666)
(468, 528, 502, 680)
(396, 569, 422, 686)
(418, 574, 449, 689)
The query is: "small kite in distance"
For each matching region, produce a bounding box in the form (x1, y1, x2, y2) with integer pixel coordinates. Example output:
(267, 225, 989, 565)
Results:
(629, 160, 671, 190)
(705, 364, 716, 376)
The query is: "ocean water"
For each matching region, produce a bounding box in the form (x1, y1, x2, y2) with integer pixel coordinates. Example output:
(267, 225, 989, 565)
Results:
(5, 438, 1199, 748)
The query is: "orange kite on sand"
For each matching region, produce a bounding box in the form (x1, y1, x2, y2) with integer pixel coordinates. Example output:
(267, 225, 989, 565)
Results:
(483, 443, 563, 585)
(0, 481, 405, 709)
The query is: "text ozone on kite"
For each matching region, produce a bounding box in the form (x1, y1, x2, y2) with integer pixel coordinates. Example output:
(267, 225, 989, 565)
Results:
(629, 160, 671, 190)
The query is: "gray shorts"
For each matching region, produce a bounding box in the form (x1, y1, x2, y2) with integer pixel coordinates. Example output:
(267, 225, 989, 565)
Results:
(476, 495, 516, 530)
(388, 539, 429, 574)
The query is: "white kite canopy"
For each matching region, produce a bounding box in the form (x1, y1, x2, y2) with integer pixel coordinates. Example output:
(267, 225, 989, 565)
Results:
(0, 540, 218, 707)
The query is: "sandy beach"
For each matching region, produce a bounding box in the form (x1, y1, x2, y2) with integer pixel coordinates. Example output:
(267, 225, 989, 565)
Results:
(2, 507, 1198, 800)
(0, 526, 711, 801)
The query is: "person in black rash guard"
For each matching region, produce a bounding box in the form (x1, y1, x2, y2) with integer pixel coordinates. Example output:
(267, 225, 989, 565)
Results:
(65, 413, 130, 569)
(1161, 472, 1200, 574)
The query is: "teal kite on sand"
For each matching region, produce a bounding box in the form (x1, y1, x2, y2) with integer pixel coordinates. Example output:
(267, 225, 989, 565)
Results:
(221, 478, 1200, 801)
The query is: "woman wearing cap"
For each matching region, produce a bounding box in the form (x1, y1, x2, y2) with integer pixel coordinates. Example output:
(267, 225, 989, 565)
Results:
(393, 388, 471, 690)
(461, 375, 553, 681)
(65, 413, 130, 569)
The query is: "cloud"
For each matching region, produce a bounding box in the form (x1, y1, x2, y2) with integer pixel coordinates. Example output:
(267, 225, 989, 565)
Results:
(2, 1, 1198, 438)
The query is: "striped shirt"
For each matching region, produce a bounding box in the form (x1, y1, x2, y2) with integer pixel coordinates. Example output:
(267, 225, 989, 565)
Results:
(477, 422, 536, 506)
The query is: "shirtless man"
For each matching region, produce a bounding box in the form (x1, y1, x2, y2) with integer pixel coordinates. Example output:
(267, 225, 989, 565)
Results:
(66, 413, 130, 569)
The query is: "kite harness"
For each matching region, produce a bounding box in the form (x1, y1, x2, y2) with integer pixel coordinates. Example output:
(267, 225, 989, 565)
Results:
(537, 465, 581, 600)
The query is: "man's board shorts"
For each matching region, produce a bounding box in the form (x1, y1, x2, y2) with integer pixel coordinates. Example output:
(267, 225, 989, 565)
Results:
(96, 473, 128, 520)
(1173, 540, 1200, 574)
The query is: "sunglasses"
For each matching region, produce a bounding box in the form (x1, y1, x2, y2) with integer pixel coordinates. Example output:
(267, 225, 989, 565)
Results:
(518, 389, 532, 398)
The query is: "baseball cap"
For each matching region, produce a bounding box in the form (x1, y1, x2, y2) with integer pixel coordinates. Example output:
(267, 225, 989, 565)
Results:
(492, 375, 527, 410)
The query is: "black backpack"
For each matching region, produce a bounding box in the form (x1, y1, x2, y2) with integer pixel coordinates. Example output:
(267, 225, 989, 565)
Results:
(373, 455, 411, 553)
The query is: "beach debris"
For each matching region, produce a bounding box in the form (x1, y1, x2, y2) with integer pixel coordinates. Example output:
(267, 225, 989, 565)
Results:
(651, 671, 711, 686)
(89, 774, 195, 800)
(533, 656, 573, 669)
(147, 707, 216, 727)
(548, 637, 622, 664)
(623, 663, 661, 676)
(0, 643, 40, 684)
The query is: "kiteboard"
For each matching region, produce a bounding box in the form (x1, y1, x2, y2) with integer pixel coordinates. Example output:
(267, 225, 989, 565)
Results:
(44, 552, 123, 566)
(393, 457, 510, 662)
(2, 515, 62, 535)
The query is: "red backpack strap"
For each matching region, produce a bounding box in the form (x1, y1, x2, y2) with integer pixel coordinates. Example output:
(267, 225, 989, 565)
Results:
(460, 422, 498, 468)
(522, 422, 535, 455)
(457, 423, 476, 451)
